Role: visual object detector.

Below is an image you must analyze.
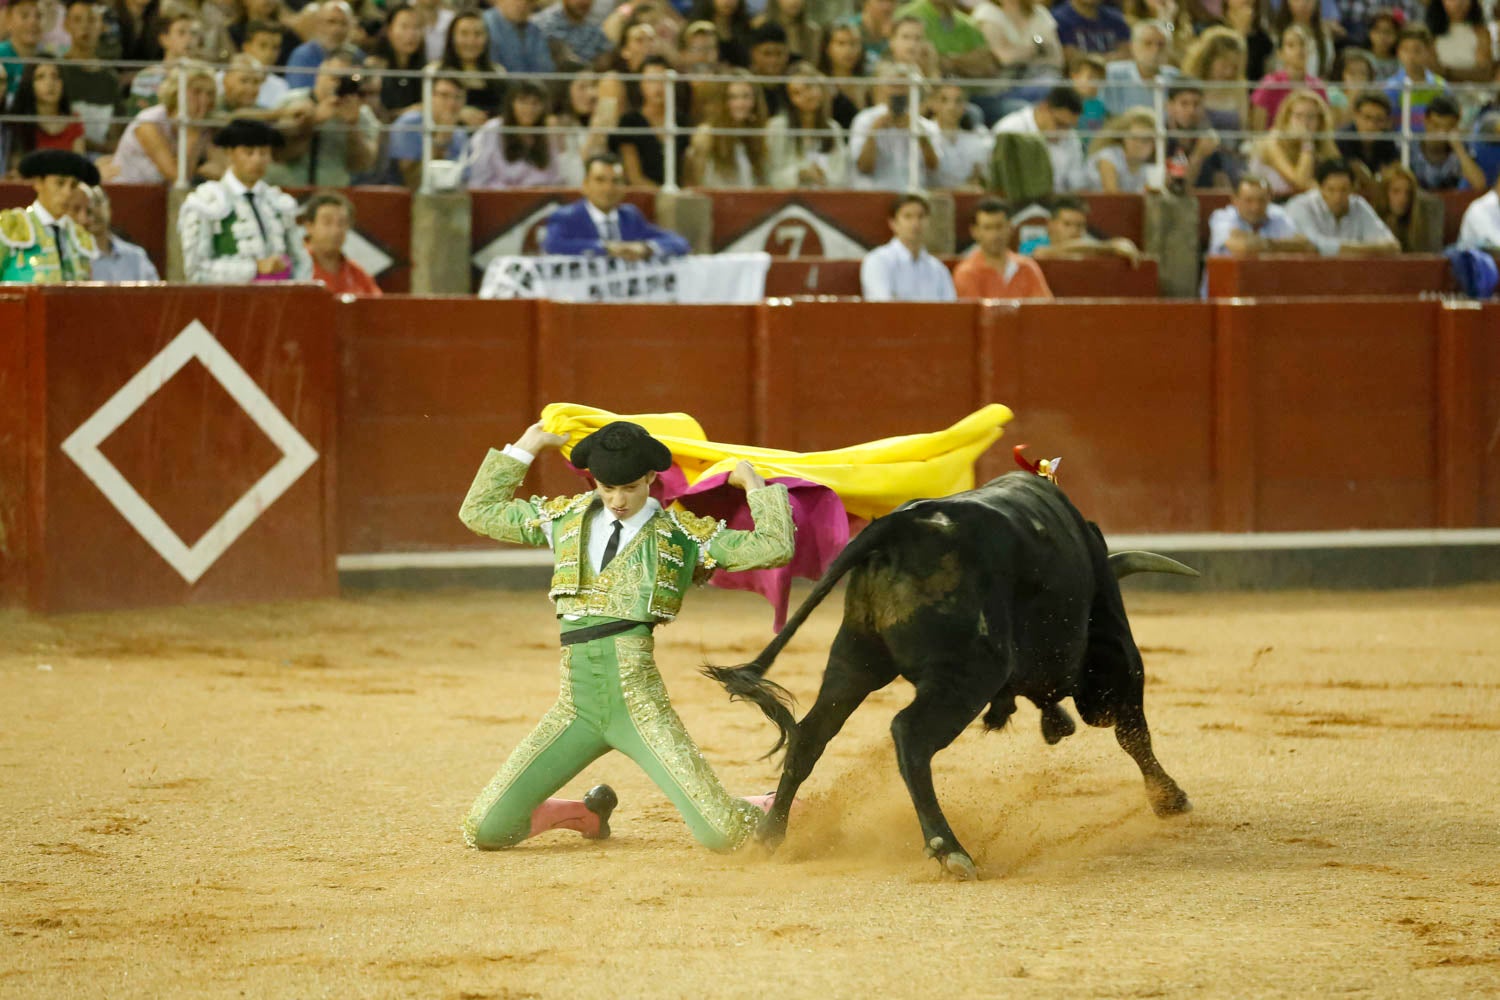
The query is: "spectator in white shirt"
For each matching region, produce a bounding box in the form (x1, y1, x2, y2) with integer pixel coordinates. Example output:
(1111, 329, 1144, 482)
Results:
(929, 82, 993, 189)
(848, 61, 943, 191)
(993, 84, 1088, 191)
(1283, 157, 1400, 257)
(71, 184, 161, 282)
(1457, 177, 1500, 250)
(1207, 175, 1311, 257)
(240, 21, 292, 108)
(860, 193, 958, 301)
(1102, 19, 1178, 116)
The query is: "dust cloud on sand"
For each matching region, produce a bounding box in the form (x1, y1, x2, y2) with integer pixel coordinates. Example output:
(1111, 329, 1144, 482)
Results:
(2, 585, 1498, 998)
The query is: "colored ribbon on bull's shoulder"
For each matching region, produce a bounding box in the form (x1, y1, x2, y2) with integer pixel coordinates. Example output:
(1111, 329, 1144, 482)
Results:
(540, 402, 1013, 629)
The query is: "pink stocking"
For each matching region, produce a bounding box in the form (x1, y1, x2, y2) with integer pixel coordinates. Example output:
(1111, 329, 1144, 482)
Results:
(743, 793, 805, 816)
(527, 797, 601, 839)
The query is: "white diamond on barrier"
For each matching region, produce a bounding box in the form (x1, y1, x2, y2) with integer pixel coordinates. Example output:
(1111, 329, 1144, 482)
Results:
(343, 228, 394, 278)
(471, 201, 560, 271)
(60, 320, 319, 585)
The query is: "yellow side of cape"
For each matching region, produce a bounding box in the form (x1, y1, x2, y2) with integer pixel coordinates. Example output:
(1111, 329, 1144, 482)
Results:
(540, 402, 1013, 521)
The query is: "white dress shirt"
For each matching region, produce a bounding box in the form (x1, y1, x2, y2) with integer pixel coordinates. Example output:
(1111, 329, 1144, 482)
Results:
(1283, 189, 1397, 257)
(583, 201, 623, 243)
(860, 237, 958, 301)
(502, 443, 660, 573)
(1458, 190, 1500, 250)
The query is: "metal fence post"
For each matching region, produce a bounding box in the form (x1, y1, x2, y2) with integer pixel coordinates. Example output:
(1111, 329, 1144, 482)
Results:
(906, 69, 922, 192)
(664, 69, 680, 192)
(1400, 78, 1412, 170)
(1153, 76, 1167, 184)
(175, 62, 190, 190)
(420, 66, 434, 194)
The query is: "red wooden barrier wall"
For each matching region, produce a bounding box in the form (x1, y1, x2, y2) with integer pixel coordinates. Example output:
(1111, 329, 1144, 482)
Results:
(0, 295, 29, 606)
(7, 288, 1498, 612)
(11, 284, 337, 613)
(986, 300, 1218, 532)
(1478, 303, 1500, 527)
(763, 256, 1160, 298)
(329, 295, 1497, 557)
(1206, 255, 1454, 297)
(1214, 299, 1442, 530)
(337, 296, 537, 553)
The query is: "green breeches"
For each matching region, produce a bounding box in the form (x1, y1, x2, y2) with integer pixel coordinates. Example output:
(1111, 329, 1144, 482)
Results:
(463, 621, 762, 853)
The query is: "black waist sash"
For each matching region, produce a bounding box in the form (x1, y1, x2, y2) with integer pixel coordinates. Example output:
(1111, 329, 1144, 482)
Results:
(559, 619, 655, 647)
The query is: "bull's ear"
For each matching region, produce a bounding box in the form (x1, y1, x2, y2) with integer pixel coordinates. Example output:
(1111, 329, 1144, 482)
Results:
(1086, 521, 1107, 545)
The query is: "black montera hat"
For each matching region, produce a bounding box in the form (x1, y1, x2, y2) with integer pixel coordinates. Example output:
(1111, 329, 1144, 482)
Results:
(214, 118, 286, 149)
(571, 422, 673, 486)
(18, 150, 100, 185)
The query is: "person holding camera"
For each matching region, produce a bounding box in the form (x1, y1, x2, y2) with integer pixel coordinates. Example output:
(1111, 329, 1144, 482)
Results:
(848, 60, 943, 191)
(267, 48, 380, 187)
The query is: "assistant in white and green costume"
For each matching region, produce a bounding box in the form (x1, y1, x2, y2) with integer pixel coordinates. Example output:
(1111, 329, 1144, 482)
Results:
(178, 119, 312, 285)
(459, 420, 796, 851)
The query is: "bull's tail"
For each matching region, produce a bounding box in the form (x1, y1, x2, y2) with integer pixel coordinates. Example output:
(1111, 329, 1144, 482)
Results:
(702, 511, 908, 758)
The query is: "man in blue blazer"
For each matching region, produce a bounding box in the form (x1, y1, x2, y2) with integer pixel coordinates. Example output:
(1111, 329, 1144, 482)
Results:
(542, 153, 691, 260)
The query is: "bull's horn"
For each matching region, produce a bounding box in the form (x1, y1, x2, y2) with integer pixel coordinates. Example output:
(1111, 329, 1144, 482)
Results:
(1109, 551, 1201, 579)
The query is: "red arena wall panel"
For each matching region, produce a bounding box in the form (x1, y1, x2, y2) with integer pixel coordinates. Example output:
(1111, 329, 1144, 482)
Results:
(755, 299, 985, 453)
(21, 285, 337, 613)
(1205, 256, 1453, 297)
(1481, 304, 1500, 526)
(0, 295, 30, 606)
(983, 300, 1217, 532)
(708, 190, 896, 256)
(1439, 189, 1483, 247)
(336, 297, 538, 553)
(532, 301, 759, 500)
(1224, 299, 1441, 531)
(762, 257, 1158, 298)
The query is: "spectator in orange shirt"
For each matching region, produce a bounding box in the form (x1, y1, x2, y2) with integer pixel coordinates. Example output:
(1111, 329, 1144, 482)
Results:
(302, 191, 382, 296)
(952, 197, 1054, 301)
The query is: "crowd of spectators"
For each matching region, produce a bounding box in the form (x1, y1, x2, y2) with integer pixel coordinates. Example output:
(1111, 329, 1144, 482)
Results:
(4, 0, 1500, 193)
(8, 0, 1500, 288)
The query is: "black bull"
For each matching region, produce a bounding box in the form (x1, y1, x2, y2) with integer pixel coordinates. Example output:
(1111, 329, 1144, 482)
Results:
(706, 471, 1198, 879)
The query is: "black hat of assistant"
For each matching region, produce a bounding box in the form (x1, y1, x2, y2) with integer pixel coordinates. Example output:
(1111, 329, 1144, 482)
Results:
(18, 149, 100, 185)
(570, 422, 673, 486)
(213, 118, 286, 149)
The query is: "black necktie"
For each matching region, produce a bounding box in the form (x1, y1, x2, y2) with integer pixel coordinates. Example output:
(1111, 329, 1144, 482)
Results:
(50, 224, 68, 274)
(244, 191, 269, 242)
(600, 520, 623, 570)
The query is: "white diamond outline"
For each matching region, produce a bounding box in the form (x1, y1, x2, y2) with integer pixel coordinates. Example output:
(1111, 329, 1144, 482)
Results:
(59, 319, 320, 585)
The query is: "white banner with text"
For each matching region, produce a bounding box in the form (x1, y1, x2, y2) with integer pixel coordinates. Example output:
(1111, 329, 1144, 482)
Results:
(478, 253, 772, 303)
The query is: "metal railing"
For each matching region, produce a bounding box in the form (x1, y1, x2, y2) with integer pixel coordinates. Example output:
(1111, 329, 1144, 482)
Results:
(2, 54, 1494, 195)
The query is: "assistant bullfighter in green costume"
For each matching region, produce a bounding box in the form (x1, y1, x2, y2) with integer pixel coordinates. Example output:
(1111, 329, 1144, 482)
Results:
(459, 419, 795, 851)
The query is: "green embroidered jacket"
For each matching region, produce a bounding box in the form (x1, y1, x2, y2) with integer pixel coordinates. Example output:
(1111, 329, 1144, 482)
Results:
(0, 206, 96, 283)
(460, 450, 795, 623)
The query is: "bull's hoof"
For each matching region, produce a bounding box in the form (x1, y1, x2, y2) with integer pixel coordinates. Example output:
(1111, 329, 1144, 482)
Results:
(943, 851, 978, 880)
(1039, 704, 1076, 745)
(925, 837, 978, 881)
(1149, 784, 1193, 817)
(756, 816, 787, 853)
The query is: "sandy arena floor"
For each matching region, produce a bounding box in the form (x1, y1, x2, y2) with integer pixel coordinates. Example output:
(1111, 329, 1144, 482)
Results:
(2, 583, 1498, 999)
